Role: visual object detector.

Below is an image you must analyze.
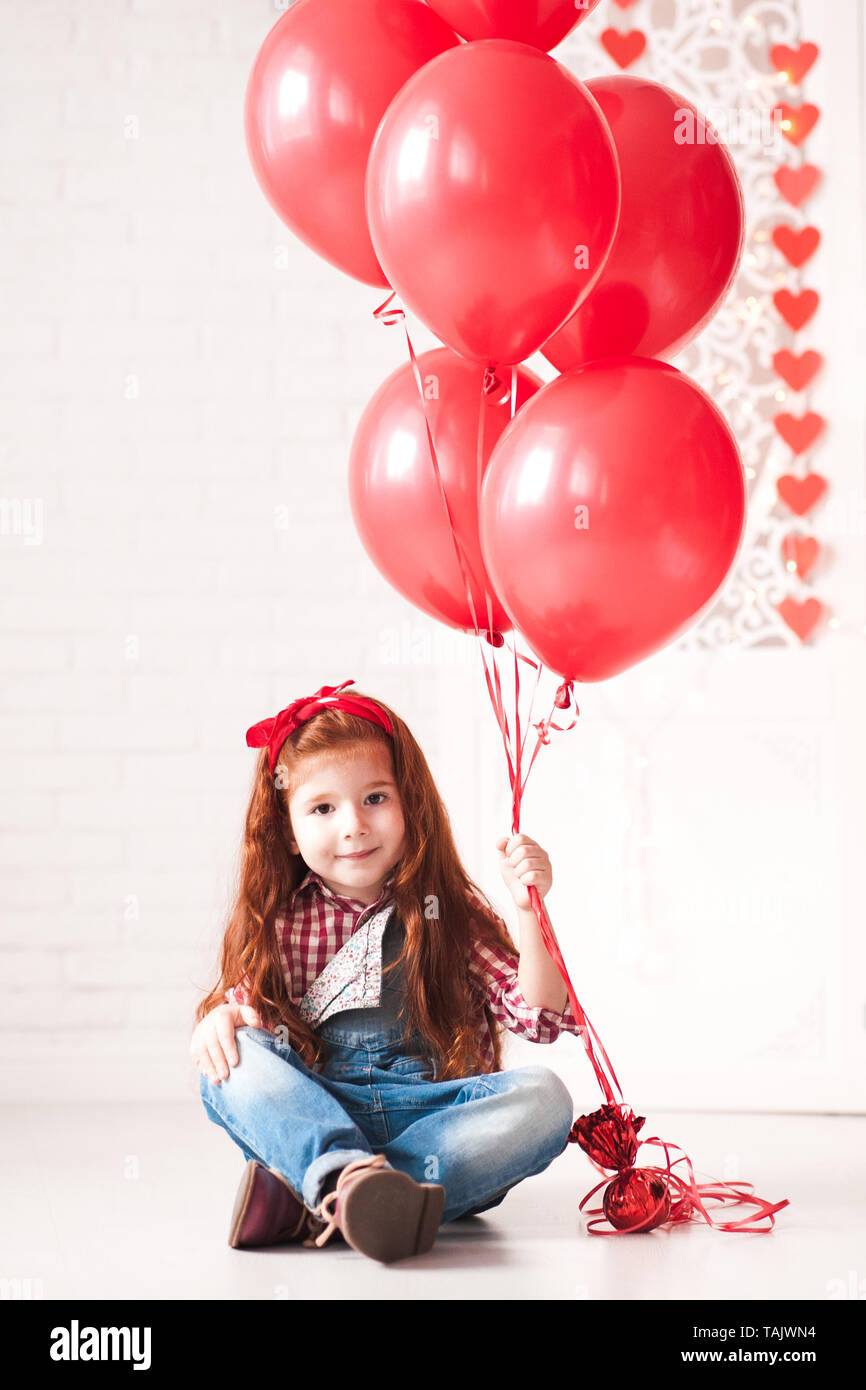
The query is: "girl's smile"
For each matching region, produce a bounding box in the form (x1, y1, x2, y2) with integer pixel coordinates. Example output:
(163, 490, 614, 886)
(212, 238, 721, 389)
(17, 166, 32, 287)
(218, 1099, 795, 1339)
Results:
(286, 745, 406, 903)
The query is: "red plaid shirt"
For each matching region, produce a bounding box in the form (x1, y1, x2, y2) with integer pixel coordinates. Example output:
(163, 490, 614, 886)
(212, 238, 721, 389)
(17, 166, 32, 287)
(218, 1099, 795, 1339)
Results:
(226, 867, 582, 1074)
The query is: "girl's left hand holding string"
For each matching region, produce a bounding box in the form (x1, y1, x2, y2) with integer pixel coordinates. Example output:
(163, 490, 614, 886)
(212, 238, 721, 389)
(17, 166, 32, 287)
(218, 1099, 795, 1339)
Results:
(496, 833, 552, 912)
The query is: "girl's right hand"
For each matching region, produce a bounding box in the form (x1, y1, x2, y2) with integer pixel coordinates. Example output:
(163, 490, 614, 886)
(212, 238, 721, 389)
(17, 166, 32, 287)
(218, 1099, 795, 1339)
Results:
(190, 1001, 263, 1084)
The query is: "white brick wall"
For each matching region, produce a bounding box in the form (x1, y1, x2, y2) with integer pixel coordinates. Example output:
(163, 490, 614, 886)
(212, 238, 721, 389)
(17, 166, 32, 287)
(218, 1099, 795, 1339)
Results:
(0, 0, 478, 1101)
(2, 0, 864, 1115)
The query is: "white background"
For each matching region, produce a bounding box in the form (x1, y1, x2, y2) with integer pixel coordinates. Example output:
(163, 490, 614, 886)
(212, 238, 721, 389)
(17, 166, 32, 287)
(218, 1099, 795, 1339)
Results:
(1, 0, 863, 1118)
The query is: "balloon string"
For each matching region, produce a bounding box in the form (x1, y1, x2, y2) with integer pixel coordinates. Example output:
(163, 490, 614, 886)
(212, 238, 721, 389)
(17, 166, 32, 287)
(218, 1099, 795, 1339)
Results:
(476, 366, 512, 771)
(372, 293, 790, 1233)
(374, 292, 517, 788)
(373, 291, 621, 1104)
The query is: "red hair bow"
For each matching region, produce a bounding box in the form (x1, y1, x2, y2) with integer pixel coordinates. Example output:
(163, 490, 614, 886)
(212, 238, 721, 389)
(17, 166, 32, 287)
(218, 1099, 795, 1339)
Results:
(245, 679, 393, 772)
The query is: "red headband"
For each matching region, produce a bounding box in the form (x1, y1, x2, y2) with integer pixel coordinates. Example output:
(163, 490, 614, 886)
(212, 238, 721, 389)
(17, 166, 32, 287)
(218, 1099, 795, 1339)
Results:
(245, 679, 394, 773)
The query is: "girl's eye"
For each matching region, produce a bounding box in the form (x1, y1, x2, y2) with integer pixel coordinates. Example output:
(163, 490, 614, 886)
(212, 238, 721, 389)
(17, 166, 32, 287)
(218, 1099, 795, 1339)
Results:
(311, 793, 387, 815)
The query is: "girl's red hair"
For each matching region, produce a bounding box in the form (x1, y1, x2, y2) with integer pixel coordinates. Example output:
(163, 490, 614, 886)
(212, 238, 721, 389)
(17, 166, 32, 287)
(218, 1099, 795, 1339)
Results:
(193, 690, 518, 1079)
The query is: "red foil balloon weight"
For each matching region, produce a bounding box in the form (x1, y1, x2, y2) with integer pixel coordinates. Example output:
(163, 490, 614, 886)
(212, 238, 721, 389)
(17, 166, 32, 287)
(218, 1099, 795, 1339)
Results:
(572, 1106, 670, 1233)
(569, 1102, 789, 1236)
(604, 1170, 671, 1234)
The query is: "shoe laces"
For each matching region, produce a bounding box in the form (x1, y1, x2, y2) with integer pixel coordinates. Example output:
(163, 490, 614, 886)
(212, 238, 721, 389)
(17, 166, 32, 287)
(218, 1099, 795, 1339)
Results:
(309, 1153, 389, 1249)
(300, 1208, 329, 1248)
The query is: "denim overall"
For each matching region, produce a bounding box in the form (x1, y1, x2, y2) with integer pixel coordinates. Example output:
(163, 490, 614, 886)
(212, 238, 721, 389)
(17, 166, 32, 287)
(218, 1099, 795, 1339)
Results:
(200, 910, 574, 1224)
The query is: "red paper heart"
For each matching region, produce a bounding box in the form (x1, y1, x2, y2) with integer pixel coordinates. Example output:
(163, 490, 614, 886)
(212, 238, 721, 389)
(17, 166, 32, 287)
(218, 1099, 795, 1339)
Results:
(773, 287, 819, 330)
(600, 27, 646, 68)
(770, 42, 819, 85)
(782, 534, 820, 579)
(774, 164, 821, 207)
(778, 102, 820, 146)
(772, 349, 824, 391)
(777, 596, 824, 642)
(773, 411, 825, 454)
(772, 224, 820, 267)
(776, 473, 828, 515)
(610, 0, 641, 8)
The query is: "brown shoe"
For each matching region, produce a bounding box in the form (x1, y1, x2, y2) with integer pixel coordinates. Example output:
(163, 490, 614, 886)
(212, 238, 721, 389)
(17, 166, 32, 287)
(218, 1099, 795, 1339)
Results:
(228, 1160, 326, 1249)
(311, 1153, 445, 1263)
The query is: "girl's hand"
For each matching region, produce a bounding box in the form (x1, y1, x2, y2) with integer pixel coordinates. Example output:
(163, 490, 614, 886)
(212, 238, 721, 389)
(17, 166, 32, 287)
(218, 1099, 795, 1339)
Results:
(496, 833, 553, 912)
(190, 1001, 262, 1084)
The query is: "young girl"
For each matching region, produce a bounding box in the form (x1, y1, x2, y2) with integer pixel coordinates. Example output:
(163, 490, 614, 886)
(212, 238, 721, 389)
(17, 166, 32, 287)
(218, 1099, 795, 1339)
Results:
(191, 679, 582, 1264)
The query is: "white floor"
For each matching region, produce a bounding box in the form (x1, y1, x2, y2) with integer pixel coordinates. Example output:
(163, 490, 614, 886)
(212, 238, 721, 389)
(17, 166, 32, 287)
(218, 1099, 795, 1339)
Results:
(2, 1103, 863, 1300)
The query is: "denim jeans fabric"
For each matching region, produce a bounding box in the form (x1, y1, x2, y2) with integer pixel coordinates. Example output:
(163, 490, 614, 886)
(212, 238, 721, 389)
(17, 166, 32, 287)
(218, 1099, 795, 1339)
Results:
(199, 1010, 574, 1224)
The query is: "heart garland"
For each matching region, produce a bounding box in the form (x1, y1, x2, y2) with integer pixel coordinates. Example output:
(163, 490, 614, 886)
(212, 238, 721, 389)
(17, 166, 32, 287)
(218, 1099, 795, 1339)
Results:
(769, 36, 828, 643)
(595, 10, 829, 644)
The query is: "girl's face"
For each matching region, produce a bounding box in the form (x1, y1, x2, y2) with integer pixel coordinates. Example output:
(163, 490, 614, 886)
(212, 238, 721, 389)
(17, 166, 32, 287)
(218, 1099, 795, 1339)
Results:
(285, 743, 406, 905)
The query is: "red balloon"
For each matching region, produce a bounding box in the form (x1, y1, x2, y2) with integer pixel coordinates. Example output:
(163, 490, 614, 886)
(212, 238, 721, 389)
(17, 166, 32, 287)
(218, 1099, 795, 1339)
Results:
(423, 0, 603, 51)
(541, 77, 745, 369)
(244, 0, 459, 287)
(479, 358, 746, 681)
(349, 349, 543, 634)
(366, 40, 621, 366)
